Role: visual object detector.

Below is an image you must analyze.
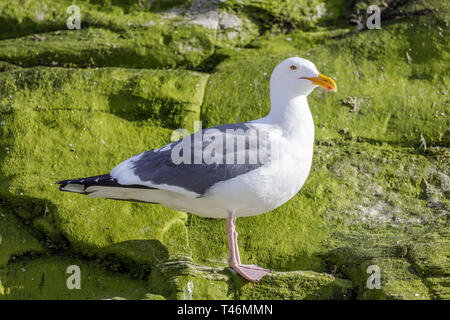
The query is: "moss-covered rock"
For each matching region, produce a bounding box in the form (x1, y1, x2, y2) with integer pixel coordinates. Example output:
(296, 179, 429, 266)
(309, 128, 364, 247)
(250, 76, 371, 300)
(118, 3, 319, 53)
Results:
(349, 0, 449, 30)
(202, 14, 449, 146)
(237, 271, 353, 300)
(0, 256, 156, 299)
(154, 259, 353, 299)
(0, 210, 46, 268)
(0, 26, 216, 69)
(0, 0, 216, 69)
(0, 0, 448, 299)
(221, 0, 346, 32)
(0, 66, 210, 265)
(0, 0, 193, 39)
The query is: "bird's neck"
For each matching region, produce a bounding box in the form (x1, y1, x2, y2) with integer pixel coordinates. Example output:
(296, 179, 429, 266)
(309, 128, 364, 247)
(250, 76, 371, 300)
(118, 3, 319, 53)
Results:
(260, 94, 314, 140)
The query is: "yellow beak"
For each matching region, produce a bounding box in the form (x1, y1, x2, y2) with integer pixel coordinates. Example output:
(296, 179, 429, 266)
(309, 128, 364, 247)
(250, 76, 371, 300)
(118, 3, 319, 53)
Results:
(300, 74, 337, 92)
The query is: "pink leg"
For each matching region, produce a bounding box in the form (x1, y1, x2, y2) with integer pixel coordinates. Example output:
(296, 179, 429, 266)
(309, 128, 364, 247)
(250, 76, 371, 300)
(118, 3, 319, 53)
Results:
(233, 217, 241, 264)
(227, 212, 272, 282)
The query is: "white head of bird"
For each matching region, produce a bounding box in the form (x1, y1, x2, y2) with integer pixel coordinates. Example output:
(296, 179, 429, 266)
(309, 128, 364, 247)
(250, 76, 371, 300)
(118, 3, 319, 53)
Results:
(270, 57, 336, 98)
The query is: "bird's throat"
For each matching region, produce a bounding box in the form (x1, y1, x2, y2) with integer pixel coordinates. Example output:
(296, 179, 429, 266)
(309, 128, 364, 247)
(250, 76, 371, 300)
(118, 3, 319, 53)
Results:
(267, 95, 314, 136)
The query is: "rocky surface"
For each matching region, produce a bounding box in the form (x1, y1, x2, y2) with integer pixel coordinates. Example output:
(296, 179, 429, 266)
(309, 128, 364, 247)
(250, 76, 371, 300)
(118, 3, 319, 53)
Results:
(0, 0, 448, 299)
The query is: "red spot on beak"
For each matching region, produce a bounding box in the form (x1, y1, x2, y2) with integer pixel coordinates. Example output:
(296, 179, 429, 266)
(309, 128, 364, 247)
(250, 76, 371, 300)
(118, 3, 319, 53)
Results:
(327, 86, 332, 91)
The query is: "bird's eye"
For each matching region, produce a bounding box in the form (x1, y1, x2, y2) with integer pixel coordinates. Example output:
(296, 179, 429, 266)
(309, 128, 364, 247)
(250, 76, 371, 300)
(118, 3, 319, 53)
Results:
(290, 65, 297, 70)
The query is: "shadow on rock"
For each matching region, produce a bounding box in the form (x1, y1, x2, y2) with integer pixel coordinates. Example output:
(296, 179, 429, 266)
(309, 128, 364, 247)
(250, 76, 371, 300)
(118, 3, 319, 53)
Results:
(108, 91, 186, 128)
(101, 239, 169, 275)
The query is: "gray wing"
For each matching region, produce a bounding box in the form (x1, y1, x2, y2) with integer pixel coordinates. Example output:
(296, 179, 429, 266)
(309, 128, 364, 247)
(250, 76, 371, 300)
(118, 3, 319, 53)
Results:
(115, 123, 271, 196)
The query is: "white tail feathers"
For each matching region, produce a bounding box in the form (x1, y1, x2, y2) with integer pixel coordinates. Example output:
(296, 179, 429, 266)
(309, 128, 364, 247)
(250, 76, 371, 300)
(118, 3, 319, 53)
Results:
(60, 183, 85, 193)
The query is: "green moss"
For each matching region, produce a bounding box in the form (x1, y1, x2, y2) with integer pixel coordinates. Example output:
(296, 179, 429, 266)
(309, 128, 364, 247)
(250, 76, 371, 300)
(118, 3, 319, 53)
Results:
(358, 258, 431, 300)
(423, 277, 450, 300)
(0, 0, 448, 299)
(326, 228, 449, 300)
(365, 279, 430, 300)
(0, 0, 217, 70)
(0, 210, 46, 268)
(188, 195, 330, 272)
(197, 10, 449, 279)
(0, 67, 208, 129)
(408, 240, 450, 277)
(0, 0, 192, 39)
(0, 61, 18, 72)
(31, 216, 62, 242)
(221, 0, 347, 32)
(152, 259, 353, 300)
(0, 26, 215, 70)
(202, 13, 449, 146)
(238, 271, 353, 300)
(351, 0, 448, 25)
(0, 66, 208, 266)
(171, 262, 232, 300)
(0, 256, 153, 299)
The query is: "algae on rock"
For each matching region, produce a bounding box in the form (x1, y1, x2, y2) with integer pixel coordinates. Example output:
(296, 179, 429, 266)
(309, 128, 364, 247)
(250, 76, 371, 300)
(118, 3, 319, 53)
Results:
(0, 0, 448, 300)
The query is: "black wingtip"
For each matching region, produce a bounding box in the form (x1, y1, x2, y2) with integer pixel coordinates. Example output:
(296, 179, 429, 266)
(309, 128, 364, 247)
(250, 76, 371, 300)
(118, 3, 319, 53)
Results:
(56, 179, 73, 188)
(56, 174, 157, 192)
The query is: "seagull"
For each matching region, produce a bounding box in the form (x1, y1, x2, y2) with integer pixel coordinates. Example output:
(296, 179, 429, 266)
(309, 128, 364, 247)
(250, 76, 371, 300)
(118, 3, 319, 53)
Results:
(57, 57, 336, 282)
